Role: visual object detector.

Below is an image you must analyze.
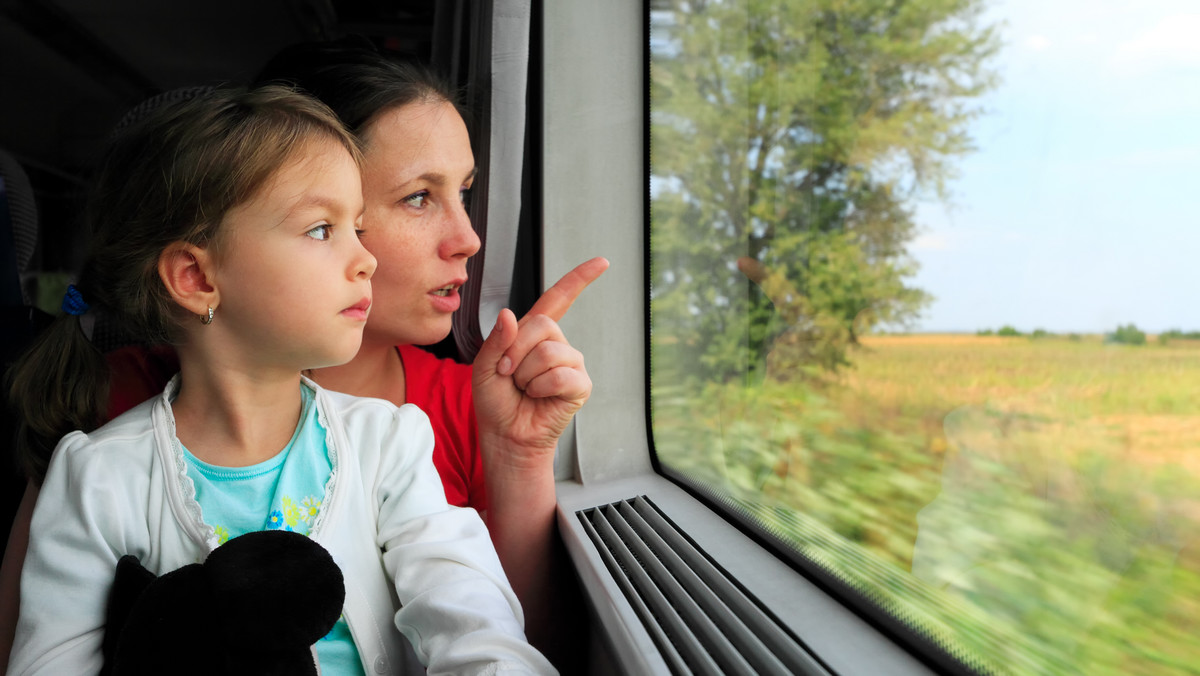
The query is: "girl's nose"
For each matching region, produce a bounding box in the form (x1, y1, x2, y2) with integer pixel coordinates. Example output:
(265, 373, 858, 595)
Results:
(353, 237, 377, 280)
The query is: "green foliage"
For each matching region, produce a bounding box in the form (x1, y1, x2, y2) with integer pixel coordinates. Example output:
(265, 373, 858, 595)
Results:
(653, 372, 1200, 676)
(996, 325, 1021, 337)
(653, 379, 941, 569)
(1108, 323, 1147, 346)
(1158, 328, 1200, 344)
(976, 328, 994, 336)
(1030, 328, 1050, 339)
(650, 0, 999, 383)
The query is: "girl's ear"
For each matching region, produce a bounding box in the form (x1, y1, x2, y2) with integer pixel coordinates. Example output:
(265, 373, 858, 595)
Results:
(158, 242, 219, 318)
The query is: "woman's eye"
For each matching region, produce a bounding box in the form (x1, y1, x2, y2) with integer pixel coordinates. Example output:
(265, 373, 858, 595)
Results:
(306, 224, 333, 241)
(402, 191, 428, 208)
(460, 187, 472, 206)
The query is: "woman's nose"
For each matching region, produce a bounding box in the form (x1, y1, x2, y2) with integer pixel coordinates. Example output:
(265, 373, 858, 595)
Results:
(440, 200, 481, 260)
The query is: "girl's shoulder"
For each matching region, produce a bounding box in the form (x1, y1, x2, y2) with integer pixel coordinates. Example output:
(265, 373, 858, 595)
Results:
(308, 382, 436, 478)
(72, 395, 159, 449)
(308, 378, 432, 436)
(46, 397, 161, 488)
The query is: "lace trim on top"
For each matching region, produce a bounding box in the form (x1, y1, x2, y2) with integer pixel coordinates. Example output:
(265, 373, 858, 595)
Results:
(304, 375, 338, 539)
(159, 375, 219, 551)
(159, 375, 339, 551)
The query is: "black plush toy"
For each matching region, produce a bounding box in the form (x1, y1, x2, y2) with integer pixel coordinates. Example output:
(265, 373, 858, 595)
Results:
(100, 530, 345, 676)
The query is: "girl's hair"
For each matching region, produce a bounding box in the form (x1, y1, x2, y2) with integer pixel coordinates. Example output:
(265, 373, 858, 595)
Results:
(254, 36, 466, 140)
(7, 85, 360, 483)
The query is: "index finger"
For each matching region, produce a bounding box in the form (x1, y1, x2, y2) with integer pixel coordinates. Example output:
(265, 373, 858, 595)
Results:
(526, 257, 610, 322)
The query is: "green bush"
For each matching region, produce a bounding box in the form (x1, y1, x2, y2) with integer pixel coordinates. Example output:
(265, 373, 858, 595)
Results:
(997, 325, 1021, 337)
(1108, 324, 1146, 346)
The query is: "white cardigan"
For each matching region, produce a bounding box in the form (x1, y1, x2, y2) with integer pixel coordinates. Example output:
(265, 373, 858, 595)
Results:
(9, 377, 555, 675)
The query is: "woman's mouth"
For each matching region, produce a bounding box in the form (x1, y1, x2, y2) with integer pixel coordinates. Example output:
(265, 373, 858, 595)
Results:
(428, 282, 463, 312)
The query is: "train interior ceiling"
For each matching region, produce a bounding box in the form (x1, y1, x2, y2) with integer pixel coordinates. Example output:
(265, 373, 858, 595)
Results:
(0, 0, 480, 559)
(0, 0, 470, 272)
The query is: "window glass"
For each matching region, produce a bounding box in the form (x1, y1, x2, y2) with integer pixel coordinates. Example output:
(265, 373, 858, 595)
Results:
(649, 1, 1198, 673)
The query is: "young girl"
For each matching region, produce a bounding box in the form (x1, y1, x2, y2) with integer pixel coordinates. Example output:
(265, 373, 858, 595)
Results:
(6, 86, 554, 675)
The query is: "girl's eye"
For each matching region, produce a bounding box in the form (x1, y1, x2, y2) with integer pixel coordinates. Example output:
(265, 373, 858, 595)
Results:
(402, 191, 428, 208)
(306, 224, 333, 241)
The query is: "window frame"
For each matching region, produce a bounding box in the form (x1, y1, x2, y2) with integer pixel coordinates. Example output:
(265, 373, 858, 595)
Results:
(544, 2, 948, 673)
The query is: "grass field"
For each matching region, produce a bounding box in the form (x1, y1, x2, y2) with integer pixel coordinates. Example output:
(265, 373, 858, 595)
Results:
(652, 333, 1200, 675)
(842, 334, 1200, 475)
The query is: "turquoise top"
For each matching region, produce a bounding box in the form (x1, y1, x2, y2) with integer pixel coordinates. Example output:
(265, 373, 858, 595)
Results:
(182, 384, 366, 676)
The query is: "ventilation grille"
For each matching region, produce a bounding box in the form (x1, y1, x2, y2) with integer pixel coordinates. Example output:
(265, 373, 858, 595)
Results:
(577, 496, 830, 676)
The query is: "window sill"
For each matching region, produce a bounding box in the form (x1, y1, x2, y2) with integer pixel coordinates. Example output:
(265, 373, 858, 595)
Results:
(556, 473, 936, 675)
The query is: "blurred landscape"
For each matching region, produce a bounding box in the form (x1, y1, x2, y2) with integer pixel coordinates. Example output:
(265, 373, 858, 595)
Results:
(654, 333, 1199, 674)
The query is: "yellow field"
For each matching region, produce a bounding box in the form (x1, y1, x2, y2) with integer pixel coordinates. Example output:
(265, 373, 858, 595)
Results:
(840, 334, 1200, 474)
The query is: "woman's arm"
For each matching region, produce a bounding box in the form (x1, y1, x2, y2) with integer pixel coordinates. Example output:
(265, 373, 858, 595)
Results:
(472, 311, 588, 653)
(0, 481, 37, 674)
(469, 256, 607, 666)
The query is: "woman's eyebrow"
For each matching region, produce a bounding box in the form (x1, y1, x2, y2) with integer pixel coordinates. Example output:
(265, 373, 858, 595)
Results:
(409, 166, 479, 186)
(384, 167, 479, 199)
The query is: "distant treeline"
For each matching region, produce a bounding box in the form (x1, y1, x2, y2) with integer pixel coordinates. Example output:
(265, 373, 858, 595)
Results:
(974, 324, 1200, 346)
(975, 326, 1080, 340)
(1158, 328, 1200, 340)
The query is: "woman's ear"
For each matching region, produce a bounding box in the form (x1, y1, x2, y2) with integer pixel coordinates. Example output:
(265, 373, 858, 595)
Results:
(158, 242, 218, 319)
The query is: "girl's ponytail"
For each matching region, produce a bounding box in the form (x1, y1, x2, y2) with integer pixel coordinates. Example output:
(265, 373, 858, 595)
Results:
(7, 300, 108, 484)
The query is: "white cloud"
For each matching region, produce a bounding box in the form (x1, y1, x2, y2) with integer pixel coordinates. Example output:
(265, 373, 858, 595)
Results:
(1024, 34, 1052, 51)
(912, 232, 953, 252)
(1111, 14, 1200, 72)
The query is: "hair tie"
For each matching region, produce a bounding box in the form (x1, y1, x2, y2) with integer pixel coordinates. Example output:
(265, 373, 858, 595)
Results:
(61, 284, 91, 316)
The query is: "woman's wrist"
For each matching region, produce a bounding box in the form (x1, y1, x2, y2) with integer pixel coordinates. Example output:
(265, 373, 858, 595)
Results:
(478, 431, 559, 476)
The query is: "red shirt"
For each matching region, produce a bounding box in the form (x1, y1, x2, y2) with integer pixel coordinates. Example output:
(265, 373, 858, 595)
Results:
(394, 344, 486, 513)
(104, 344, 487, 513)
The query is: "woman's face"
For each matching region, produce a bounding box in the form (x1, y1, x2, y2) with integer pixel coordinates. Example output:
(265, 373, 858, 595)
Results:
(357, 100, 480, 349)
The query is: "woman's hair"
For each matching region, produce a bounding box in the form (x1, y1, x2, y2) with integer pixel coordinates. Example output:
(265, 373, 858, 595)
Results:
(7, 84, 360, 483)
(254, 36, 466, 140)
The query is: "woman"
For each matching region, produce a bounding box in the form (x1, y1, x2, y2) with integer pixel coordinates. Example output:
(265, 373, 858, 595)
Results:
(1, 42, 606, 670)
(255, 44, 608, 663)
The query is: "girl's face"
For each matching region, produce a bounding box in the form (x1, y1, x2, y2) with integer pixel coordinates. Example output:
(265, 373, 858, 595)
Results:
(211, 138, 376, 371)
(357, 100, 480, 349)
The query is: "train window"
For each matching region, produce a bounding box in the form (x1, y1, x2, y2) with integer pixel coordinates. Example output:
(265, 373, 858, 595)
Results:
(649, 1, 1198, 674)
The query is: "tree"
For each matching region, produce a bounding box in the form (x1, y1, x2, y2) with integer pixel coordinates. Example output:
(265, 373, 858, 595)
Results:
(650, 0, 999, 382)
(1107, 323, 1146, 346)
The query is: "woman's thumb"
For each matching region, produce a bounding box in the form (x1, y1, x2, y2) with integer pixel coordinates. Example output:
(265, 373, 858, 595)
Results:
(474, 308, 519, 379)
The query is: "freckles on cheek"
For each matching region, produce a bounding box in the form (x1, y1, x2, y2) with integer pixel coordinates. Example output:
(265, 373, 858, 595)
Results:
(371, 269, 411, 303)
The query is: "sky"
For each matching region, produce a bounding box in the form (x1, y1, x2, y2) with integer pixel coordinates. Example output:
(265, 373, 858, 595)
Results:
(908, 0, 1200, 333)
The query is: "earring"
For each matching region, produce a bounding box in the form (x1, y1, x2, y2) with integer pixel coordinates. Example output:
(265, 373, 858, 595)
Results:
(200, 306, 214, 325)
